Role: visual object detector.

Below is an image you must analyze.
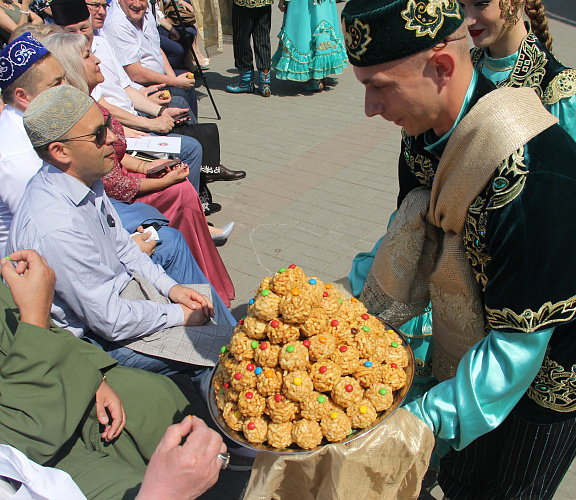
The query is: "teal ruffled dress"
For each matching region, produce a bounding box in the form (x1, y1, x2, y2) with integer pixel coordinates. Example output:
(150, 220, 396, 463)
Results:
(271, 0, 347, 81)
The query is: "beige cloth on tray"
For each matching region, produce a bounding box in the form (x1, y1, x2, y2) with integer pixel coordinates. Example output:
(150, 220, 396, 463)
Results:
(244, 409, 435, 500)
(117, 274, 234, 366)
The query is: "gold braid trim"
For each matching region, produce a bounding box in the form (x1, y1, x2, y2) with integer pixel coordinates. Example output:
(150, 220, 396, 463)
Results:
(527, 349, 576, 412)
(486, 294, 576, 332)
(542, 69, 576, 105)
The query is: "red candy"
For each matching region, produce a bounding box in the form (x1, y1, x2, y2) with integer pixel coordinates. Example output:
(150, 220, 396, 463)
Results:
(247, 364, 255, 371)
(245, 392, 254, 399)
(319, 366, 327, 374)
(323, 291, 329, 297)
(339, 346, 347, 353)
(260, 342, 268, 350)
(247, 422, 256, 430)
(224, 382, 230, 389)
(303, 340, 311, 347)
(238, 319, 244, 325)
(289, 264, 296, 269)
(391, 363, 398, 369)
(234, 372, 242, 380)
(345, 384, 353, 393)
(331, 320, 339, 327)
(362, 313, 369, 320)
(271, 320, 279, 328)
(274, 394, 282, 402)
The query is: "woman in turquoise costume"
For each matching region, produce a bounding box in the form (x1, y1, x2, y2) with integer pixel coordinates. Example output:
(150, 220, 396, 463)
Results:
(463, 0, 576, 138)
(271, 0, 348, 91)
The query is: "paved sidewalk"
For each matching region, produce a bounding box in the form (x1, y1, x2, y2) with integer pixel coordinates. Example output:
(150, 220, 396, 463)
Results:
(198, 1, 576, 497)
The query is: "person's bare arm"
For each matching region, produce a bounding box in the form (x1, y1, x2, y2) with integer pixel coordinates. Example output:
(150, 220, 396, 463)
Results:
(99, 96, 175, 134)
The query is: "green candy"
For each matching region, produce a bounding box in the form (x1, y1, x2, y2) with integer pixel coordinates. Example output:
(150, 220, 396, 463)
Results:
(220, 388, 224, 393)
(379, 388, 388, 396)
(391, 341, 399, 348)
(348, 429, 354, 436)
(261, 289, 270, 296)
(338, 298, 343, 303)
(362, 326, 370, 332)
(278, 267, 287, 273)
(251, 341, 259, 349)
(317, 395, 326, 403)
(286, 345, 295, 353)
(220, 346, 227, 354)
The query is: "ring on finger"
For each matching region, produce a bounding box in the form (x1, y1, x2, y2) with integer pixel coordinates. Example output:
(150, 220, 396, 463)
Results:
(218, 452, 230, 469)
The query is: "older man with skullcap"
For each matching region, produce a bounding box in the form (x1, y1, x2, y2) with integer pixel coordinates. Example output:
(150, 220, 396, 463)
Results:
(341, 0, 576, 498)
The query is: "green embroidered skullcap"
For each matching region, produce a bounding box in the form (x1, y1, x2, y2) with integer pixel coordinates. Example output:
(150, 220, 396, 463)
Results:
(341, 0, 464, 66)
(24, 84, 94, 147)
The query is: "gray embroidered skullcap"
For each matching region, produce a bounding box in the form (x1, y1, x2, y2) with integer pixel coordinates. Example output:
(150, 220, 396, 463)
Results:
(23, 84, 94, 147)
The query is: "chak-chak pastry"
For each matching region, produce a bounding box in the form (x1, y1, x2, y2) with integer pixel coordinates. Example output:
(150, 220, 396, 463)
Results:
(326, 318, 352, 344)
(292, 419, 323, 449)
(320, 409, 352, 442)
(256, 276, 272, 295)
(229, 360, 258, 391)
(279, 341, 310, 371)
(267, 422, 294, 449)
(384, 340, 409, 368)
(331, 376, 363, 408)
(299, 306, 329, 338)
(346, 399, 378, 429)
(254, 341, 280, 367)
(267, 318, 300, 345)
(359, 313, 386, 336)
(308, 333, 336, 362)
(321, 284, 343, 315)
(383, 327, 402, 345)
(251, 289, 281, 321)
(339, 297, 368, 324)
(161, 89, 171, 99)
(223, 403, 244, 432)
(242, 315, 268, 340)
(364, 383, 394, 412)
(329, 345, 361, 376)
(238, 389, 266, 418)
(310, 360, 342, 392)
(372, 336, 391, 364)
(380, 363, 407, 391)
(229, 331, 255, 361)
(215, 389, 227, 411)
(354, 360, 381, 388)
(283, 370, 314, 402)
(278, 288, 312, 324)
(212, 368, 225, 392)
(242, 417, 268, 443)
(270, 264, 307, 296)
(300, 277, 324, 305)
(223, 383, 239, 403)
(265, 394, 300, 423)
(300, 391, 335, 421)
(256, 367, 283, 397)
(353, 328, 379, 358)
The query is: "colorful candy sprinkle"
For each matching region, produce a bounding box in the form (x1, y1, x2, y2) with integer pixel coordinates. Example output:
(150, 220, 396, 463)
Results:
(391, 341, 399, 348)
(292, 288, 300, 296)
(278, 267, 287, 273)
(362, 313, 369, 320)
(338, 298, 343, 304)
(339, 346, 348, 353)
(265, 370, 274, 378)
(379, 388, 388, 396)
(220, 346, 227, 354)
(247, 422, 256, 430)
(234, 372, 242, 380)
(348, 428, 354, 436)
(387, 329, 394, 334)
(286, 345, 295, 353)
(362, 326, 370, 332)
(238, 319, 244, 325)
(331, 319, 339, 327)
(309, 279, 317, 285)
(220, 388, 224, 393)
(319, 366, 327, 374)
(224, 382, 230, 389)
(274, 394, 282, 402)
(345, 384, 354, 393)
(325, 283, 332, 289)
(303, 340, 311, 347)
(234, 410, 242, 419)
(323, 291, 329, 297)
(261, 289, 270, 297)
(351, 328, 358, 335)
(359, 406, 368, 414)
(245, 392, 254, 399)
(289, 264, 296, 269)
(364, 361, 373, 367)
(251, 341, 258, 349)
(319, 336, 327, 343)
(249, 299, 254, 305)
(391, 363, 398, 369)
(317, 395, 326, 403)
(247, 364, 255, 371)
(294, 377, 302, 386)
(271, 320, 279, 328)
(330, 411, 338, 419)
(255, 367, 262, 375)
(351, 297, 358, 303)
(260, 342, 268, 350)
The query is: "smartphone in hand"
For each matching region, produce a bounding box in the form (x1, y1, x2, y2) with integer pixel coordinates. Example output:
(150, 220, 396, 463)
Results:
(147, 158, 182, 176)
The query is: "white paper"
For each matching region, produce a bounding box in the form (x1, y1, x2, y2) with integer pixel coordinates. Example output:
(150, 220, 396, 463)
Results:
(126, 136, 181, 154)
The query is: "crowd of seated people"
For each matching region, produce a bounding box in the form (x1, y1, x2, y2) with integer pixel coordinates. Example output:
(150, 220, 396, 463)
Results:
(0, 0, 253, 496)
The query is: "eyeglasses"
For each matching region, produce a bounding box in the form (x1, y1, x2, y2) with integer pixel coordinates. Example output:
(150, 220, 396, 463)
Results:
(86, 1, 109, 10)
(59, 115, 112, 147)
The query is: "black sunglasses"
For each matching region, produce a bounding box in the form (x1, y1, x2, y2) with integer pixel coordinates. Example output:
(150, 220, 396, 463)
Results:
(59, 114, 112, 147)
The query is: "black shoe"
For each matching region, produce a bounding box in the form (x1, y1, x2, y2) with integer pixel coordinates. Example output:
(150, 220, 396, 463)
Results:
(205, 165, 246, 183)
(204, 202, 221, 216)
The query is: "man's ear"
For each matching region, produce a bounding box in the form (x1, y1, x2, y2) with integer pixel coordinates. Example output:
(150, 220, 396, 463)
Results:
(46, 141, 72, 166)
(14, 87, 32, 109)
(433, 52, 456, 88)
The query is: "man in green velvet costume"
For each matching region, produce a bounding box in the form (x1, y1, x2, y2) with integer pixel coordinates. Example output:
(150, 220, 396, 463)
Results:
(341, 0, 576, 498)
(0, 249, 226, 499)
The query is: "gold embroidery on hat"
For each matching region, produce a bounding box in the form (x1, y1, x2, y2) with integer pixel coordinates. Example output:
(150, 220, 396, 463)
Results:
(401, 0, 461, 38)
(343, 18, 372, 61)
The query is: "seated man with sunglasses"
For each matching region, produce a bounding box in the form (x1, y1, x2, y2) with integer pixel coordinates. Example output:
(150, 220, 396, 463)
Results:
(7, 84, 235, 405)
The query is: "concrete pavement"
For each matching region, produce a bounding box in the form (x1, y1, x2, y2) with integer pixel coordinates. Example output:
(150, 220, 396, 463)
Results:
(198, 1, 576, 497)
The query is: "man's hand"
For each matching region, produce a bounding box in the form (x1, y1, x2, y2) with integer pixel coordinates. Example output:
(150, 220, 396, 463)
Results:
(137, 416, 225, 500)
(169, 284, 214, 319)
(131, 226, 157, 256)
(169, 26, 180, 41)
(164, 107, 190, 125)
(149, 114, 175, 134)
(0, 249, 55, 329)
(95, 378, 126, 442)
(141, 84, 171, 106)
(173, 72, 195, 89)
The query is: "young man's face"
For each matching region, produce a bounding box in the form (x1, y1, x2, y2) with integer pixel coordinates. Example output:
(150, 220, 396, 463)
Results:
(86, 0, 108, 30)
(353, 53, 441, 137)
(119, 0, 148, 24)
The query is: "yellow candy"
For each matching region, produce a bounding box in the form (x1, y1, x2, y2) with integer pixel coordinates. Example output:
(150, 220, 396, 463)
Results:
(294, 377, 302, 386)
(359, 406, 368, 414)
(330, 411, 338, 419)
(387, 329, 394, 334)
(234, 410, 241, 419)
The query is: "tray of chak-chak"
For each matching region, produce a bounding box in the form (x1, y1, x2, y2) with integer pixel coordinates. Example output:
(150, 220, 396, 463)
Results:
(208, 265, 414, 454)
